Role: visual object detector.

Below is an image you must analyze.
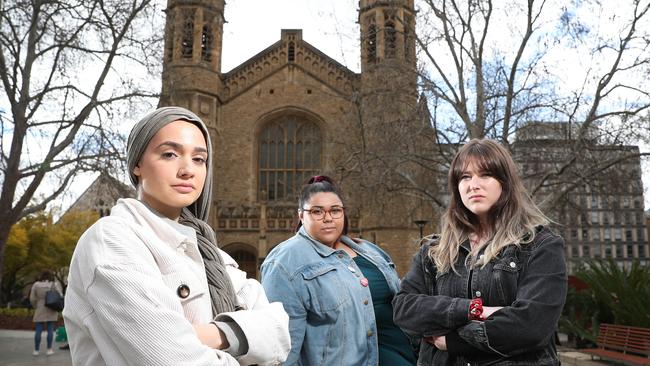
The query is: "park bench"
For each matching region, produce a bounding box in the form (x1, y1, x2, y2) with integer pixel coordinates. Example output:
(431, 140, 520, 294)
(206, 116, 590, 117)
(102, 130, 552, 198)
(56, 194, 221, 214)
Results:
(583, 323, 650, 365)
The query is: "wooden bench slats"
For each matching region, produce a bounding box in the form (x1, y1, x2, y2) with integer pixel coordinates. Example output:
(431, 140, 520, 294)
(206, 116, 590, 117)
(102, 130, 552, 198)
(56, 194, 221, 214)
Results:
(584, 323, 650, 366)
(583, 349, 650, 366)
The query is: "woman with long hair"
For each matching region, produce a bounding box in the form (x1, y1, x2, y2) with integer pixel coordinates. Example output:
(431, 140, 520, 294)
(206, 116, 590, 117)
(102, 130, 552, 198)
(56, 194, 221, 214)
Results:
(393, 139, 567, 365)
(30, 270, 62, 356)
(64, 107, 289, 365)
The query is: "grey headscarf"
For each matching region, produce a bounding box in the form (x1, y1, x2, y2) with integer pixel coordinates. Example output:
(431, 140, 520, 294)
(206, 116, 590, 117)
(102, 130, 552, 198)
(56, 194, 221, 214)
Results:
(127, 106, 237, 316)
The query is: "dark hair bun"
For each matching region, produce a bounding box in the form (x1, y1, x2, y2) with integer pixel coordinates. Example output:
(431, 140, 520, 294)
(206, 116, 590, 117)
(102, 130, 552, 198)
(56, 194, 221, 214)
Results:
(309, 175, 333, 184)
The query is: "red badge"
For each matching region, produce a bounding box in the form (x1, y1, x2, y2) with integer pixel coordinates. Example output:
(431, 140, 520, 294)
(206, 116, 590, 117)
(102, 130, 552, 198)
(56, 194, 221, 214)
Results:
(360, 278, 369, 287)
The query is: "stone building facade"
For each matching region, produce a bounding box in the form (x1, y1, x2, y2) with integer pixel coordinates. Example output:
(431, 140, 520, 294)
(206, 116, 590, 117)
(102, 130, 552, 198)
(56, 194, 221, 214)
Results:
(156, 1, 648, 278)
(159, 0, 428, 277)
(63, 173, 135, 219)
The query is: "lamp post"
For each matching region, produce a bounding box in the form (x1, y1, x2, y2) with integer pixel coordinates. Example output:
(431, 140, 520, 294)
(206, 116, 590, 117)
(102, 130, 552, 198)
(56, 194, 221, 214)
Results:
(413, 219, 429, 240)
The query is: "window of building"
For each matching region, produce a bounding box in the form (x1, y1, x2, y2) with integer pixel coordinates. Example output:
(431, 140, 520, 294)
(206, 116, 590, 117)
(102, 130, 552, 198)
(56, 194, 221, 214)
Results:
(590, 195, 598, 208)
(625, 229, 633, 242)
(604, 245, 612, 258)
(259, 116, 322, 202)
(593, 243, 601, 258)
(165, 12, 175, 62)
(638, 245, 646, 258)
(604, 228, 611, 241)
(582, 245, 590, 257)
(626, 244, 634, 258)
(590, 211, 599, 224)
(385, 21, 397, 59)
(616, 244, 624, 258)
(366, 14, 377, 64)
(288, 42, 295, 62)
(201, 24, 213, 62)
(404, 15, 413, 59)
(592, 228, 600, 241)
(614, 227, 622, 241)
(181, 9, 195, 59)
(622, 196, 630, 208)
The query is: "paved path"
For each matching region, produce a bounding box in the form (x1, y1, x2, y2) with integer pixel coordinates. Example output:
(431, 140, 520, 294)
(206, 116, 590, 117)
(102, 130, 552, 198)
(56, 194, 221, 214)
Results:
(0, 329, 71, 366)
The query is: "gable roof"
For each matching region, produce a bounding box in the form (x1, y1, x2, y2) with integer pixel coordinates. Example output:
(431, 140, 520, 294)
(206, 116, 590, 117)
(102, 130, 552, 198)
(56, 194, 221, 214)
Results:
(222, 29, 359, 101)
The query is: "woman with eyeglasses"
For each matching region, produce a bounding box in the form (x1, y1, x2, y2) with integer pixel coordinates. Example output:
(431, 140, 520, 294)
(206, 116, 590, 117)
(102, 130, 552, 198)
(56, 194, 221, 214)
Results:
(261, 175, 416, 366)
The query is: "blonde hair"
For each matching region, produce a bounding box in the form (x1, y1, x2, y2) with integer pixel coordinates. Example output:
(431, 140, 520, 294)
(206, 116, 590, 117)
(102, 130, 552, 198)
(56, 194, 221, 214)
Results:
(429, 139, 549, 273)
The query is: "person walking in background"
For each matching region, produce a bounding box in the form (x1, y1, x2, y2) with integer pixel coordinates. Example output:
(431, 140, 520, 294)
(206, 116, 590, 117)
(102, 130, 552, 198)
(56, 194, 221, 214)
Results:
(393, 138, 567, 365)
(64, 107, 289, 365)
(30, 270, 61, 356)
(261, 175, 416, 366)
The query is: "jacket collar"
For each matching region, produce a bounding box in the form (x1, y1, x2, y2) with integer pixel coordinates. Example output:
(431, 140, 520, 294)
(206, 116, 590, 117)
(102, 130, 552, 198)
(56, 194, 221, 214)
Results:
(297, 226, 376, 258)
(298, 226, 347, 258)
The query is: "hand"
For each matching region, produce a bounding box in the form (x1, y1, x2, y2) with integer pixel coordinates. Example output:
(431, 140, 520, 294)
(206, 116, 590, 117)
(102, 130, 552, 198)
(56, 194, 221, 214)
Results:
(192, 323, 229, 350)
(482, 306, 503, 319)
(424, 335, 447, 350)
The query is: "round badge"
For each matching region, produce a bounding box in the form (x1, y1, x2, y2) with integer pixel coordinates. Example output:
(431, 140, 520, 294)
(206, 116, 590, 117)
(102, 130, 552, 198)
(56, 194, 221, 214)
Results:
(177, 284, 190, 299)
(360, 278, 369, 287)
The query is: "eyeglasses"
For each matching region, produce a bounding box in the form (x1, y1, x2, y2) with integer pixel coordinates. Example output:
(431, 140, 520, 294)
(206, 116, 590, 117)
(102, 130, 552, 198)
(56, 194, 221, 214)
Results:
(300, 206, 345, 220)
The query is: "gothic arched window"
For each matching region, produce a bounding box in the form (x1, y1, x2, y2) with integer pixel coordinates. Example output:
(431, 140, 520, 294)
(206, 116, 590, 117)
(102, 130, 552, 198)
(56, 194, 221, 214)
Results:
(201, 24, 213, 62)
(385, 21, 397, 59)
(258, 116, 322, 202)
(367, 23, 377, 63)
(181, 9, 195, 59)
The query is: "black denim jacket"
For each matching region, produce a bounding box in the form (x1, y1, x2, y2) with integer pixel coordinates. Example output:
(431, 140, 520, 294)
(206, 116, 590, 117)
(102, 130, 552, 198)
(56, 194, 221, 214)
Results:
(393, 226, 567, 366)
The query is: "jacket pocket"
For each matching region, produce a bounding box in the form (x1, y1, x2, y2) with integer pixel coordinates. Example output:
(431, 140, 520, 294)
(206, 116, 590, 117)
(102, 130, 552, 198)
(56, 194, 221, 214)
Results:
(301, 263, 348, 314)
(490, 256, 521, 305)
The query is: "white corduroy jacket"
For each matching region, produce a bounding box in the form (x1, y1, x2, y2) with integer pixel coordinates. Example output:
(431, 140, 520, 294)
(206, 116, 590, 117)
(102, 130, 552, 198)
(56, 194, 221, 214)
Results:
(63, 198, 289, 366)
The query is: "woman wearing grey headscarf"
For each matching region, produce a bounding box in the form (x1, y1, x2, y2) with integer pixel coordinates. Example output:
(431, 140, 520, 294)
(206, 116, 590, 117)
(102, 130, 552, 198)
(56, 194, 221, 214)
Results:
(63, 107, 290, 366)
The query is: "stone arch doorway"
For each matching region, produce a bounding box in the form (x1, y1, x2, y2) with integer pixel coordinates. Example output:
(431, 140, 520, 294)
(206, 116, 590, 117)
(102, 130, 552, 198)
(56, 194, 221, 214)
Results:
(222, 242, 258, 279)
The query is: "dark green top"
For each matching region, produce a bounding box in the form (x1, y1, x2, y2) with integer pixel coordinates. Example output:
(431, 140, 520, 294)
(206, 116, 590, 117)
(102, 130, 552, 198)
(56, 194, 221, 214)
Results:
(354, 255, 417, 366)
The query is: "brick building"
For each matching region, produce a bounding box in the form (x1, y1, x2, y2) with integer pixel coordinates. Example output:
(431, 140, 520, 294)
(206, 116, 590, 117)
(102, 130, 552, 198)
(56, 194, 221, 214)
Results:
(158, 0, 429, 277)
(156, 1, 648, 278)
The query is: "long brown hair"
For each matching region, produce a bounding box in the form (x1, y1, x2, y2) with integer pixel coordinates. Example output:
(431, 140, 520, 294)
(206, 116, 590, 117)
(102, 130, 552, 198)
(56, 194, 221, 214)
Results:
(430, 139, 549, 272)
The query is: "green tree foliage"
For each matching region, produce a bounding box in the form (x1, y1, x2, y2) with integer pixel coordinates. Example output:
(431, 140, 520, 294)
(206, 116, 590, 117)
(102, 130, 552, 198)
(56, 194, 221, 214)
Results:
(560, 259, 650, 344)
(1, 210, 98, 305)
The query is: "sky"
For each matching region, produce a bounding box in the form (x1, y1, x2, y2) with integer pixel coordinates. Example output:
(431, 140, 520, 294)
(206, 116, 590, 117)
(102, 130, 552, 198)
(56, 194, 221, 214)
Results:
(50, 0, 650, 212)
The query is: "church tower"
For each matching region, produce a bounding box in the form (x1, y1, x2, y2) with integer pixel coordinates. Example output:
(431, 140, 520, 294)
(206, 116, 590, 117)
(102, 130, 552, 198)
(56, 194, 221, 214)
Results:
(354, 0, 428, 242)
(359, 0, 417, 80)
(159, 0, 225, 126)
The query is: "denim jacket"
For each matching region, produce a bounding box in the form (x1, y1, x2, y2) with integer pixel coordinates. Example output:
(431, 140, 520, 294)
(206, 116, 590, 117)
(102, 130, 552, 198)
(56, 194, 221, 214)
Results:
(261, 227, 402, 366)
(393, 226, 567, 366)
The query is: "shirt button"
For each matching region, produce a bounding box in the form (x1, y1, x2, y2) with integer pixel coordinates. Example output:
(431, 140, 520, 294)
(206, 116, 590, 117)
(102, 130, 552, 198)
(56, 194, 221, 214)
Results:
(475, 291, 481, 297)
(363, 299, 369, 305)
(337, 253, 344, 258)
(479, 254, 484, 260)
(509, 261, 516, 268)
(367, 330, 373, 337)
